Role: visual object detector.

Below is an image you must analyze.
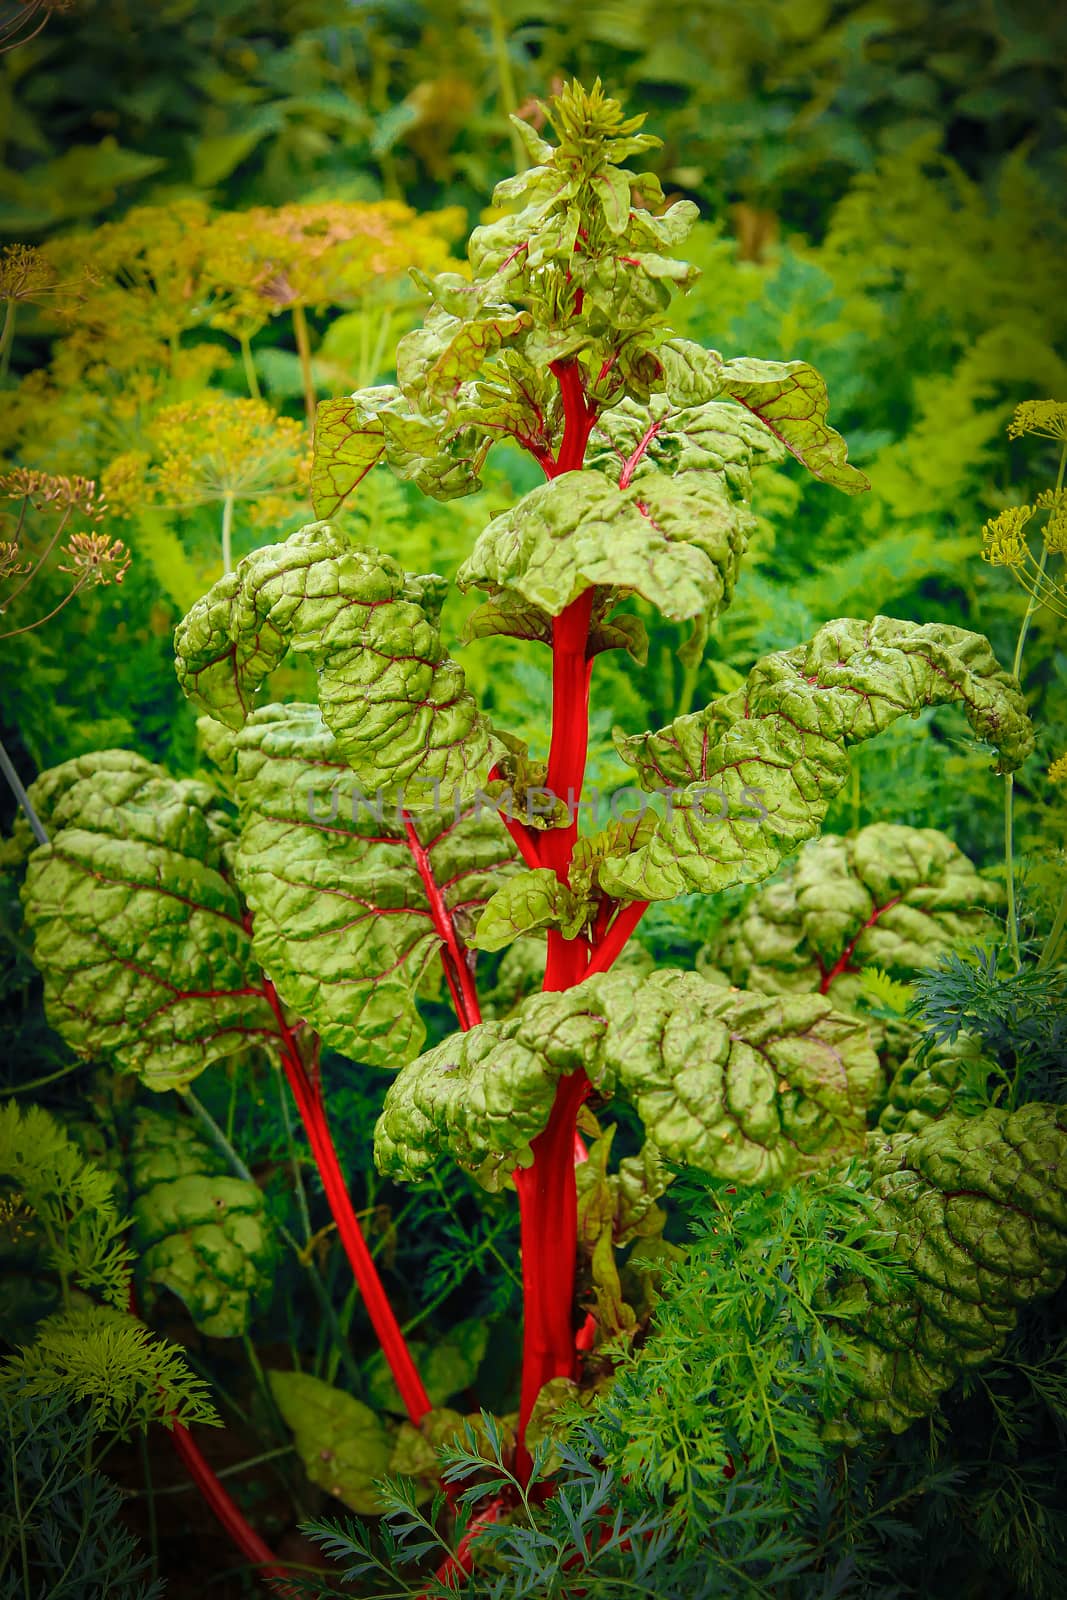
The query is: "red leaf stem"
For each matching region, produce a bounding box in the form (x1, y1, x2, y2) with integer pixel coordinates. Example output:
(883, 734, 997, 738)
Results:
(403, 817, 482, 1029)
(129, 1286, 295, 1595)
(419, 1496, 507, 1596)
(169, 1422, 299, 1596)
(818, 894, 903, 994)
(262, 979, 432, 1426)
(513, 1067, 592, 1482)
(584, 900, 650, 978)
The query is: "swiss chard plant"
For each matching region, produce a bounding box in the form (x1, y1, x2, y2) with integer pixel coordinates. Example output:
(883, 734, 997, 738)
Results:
(8, 79, 1067, 1593)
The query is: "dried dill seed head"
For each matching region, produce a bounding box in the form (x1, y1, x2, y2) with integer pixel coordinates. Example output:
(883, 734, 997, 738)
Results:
(0, 468, 104, 517)
(57, 531, 131, 588)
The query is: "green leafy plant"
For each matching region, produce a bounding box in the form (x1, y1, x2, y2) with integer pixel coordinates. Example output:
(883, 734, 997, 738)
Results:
(6, 78, 1065, 1597)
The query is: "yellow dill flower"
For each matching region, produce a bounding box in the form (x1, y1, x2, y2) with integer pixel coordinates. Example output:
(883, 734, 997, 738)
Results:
(1007, 400, 1067, 442)
(981, 505, 1031, 567)
(145, 397, 308, 508)
(1049, 754, 1067, 784)
(43, 202, 218, 374)
(201, 201, 463, 337)
(1035, 489, 1067, 556)
(100, 452, 151, 518)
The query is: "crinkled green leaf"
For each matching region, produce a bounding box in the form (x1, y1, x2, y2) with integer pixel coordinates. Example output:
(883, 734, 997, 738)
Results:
(230, 702, 516, 1067)
(375, 969, 880, 1191)
(601, 617, 1033, 902)
(878, 1033, 993, 1136)
(312, 388, 487, 517)
(396, 302, 533, 412)
(18, 751, 277, 1092)
(468, 867, 589, 952)
(651, 339, 726, 406)
(460, 587, 648, 665)
(129, 1107, 276, 1339)
(365, 1316, 488, 1416)
(836, 1104, 1067, 1434)
(457, 467, 748, 623)
(576, 1127, 672, 1343)
(588, 392, 783, 495)
(719, 355, 870, 493)
(704, 824, 1001, 1068)
(175, 522, 497, 803)
(267, 1370, 394, 1513)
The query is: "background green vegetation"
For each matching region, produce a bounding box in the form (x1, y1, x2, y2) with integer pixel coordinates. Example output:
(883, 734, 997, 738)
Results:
(1, 4, 1065, 1597)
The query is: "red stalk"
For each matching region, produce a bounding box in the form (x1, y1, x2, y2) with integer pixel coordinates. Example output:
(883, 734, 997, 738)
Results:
(510, 354, 619, 1483)
(818, 894, 903, 994)
(513, 1067, 592, 1478)
(262, 980, 432, 1426)
(169, 1423, 298, 1596)
(404, 817, 482, 1028)
(584, 900, 650, 978)
(129, 1286, 294, 1595)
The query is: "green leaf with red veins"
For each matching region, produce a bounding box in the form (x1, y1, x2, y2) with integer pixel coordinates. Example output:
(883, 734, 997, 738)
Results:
(18, 751, 278, 1092)
(703, 823, 1002, 1074)
(600, 617, 1034, 904)
(719, 355, 871, 493)
(374, 969, 881, 1192)
(588, 394, 782, 502)
(457, 468, 748, 622)
(175, 522, 498, 803)
(592, 164, 633, 234)
(395, 301, 534, 411)
(468, 867, 590, 952)
(310, 393, 388, 518)
(708, 823, 1001, 1013)
(231, 702, 516, 1067)
(647, 339, 727, 405)
(311, 387, 487, 517)
(832, 1104, 1067, 1435)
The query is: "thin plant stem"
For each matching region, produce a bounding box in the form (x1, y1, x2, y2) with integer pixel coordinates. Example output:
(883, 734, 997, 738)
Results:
(2, 499, 71, 609)
(239, 334, 261, 400)
(1039, 880, 1067, 971)
(0, 298, 15, 382)
(261, 984, 431, 1424)
(0, 736, 47, 844)
(138, 1431, 159, 1586)
(220, 489, 235, 576)
(486, 0, 527, 171)
(1, 1059, 87, 1097)
(291, 304, 316, 429)
(1004, 434, 1067, 968)
(0, 580, 88, 640)
(126, 1446, 295, 1498)
(178, 1085, 363, 1392)
(168, 1423, 297, 1596)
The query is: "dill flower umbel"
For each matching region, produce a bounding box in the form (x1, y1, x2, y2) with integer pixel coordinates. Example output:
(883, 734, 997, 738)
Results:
(1008, 400, 1067, 442)
(980, 506, 1031, 568)
(103, 395, 310, 574)
(1050, 754, 1067, 785)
